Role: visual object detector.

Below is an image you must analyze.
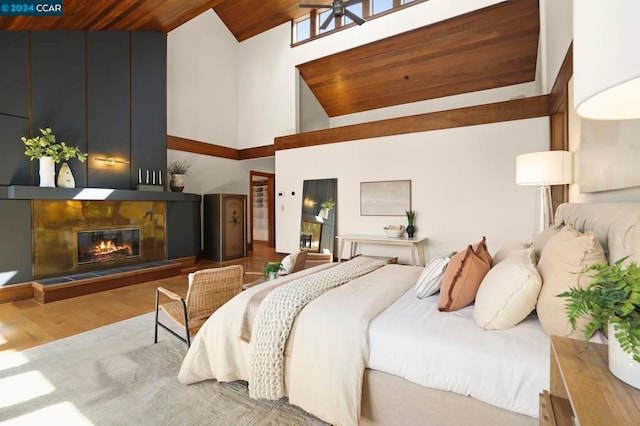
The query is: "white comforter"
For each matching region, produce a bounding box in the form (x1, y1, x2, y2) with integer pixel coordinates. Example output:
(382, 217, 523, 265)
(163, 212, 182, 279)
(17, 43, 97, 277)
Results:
(368, 288, 550, 418)
(179, 263, 421, 426)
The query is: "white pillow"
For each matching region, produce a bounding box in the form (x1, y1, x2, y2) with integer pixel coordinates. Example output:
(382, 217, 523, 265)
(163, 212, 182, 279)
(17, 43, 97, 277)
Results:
(415, 256, 450, 299)
(280, 251, 299, 275)
(473, 247, 542, 330)
(491, 241, 531, 266)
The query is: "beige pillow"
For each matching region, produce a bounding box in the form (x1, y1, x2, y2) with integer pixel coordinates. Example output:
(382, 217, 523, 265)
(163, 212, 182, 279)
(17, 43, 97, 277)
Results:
(439, 239, 491, 312)
(492, 241, 531, 266)
(536, 225, 607, 339)
(474, 247, 542, 330)
(533, 223, 564, 262)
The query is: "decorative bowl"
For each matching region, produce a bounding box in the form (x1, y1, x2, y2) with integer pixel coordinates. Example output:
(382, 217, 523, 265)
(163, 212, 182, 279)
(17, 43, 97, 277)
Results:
(384, 225, 405, 238)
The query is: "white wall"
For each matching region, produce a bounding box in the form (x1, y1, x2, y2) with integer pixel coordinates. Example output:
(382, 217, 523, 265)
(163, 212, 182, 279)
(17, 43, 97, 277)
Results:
(237, 23, 297, 148)
(539, 0, 573, 92)
(276, 118, 549, 262)
(167, 10, 239, 147)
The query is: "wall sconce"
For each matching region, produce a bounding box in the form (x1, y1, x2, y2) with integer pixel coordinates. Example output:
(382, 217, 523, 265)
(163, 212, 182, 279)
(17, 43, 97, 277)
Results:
(574, 1, 640, 119)
(94, 157, 130, 166)
(303, 198, 316, 207)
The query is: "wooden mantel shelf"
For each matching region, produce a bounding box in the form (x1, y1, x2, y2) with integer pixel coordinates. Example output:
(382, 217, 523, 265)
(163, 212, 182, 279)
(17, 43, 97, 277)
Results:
(1, 185, 201, 202)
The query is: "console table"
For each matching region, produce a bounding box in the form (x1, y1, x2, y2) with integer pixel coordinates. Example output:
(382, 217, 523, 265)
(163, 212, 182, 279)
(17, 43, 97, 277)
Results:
(336, 234, 426, 266)
(540, 335, 640, 426)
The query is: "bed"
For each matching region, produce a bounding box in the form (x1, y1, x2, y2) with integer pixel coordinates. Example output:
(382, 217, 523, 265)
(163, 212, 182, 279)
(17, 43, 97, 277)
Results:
(179, 202, 640, 426)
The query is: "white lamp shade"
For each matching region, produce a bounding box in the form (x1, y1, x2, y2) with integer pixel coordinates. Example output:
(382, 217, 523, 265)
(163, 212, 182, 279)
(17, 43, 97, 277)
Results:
(516, 151, 572, 186)
(574, 1, 640, 120)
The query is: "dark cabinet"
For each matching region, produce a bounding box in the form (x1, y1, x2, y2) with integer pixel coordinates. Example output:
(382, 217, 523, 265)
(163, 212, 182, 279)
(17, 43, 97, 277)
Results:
(31, 31, 88, 187)
(87, 32, 131, 189)
(131, 32, 167, 189)
(203, 194, 247, 262)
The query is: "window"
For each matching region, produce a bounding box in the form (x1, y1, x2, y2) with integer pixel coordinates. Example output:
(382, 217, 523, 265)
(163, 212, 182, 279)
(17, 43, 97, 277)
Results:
(318, 9, 336, 33)
(344, 2, 364, 25)
(295, 17, 311, 42)
(372, 0, 393, 15)
(401, 0, 415, 4)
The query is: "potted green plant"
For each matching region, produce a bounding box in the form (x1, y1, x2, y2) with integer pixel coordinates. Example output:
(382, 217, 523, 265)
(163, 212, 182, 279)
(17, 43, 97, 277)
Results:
(167, 160, 191, 192)
(405, 210, 416, 238)
(319, 198, 335, 219)
(21, 127, 87, 188)
(263, 262, 285, 280)
(559, 257, 640, 389)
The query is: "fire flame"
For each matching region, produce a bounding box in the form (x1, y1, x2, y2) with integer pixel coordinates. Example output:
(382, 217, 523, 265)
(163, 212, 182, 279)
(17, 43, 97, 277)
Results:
(94, 240, 130, 255)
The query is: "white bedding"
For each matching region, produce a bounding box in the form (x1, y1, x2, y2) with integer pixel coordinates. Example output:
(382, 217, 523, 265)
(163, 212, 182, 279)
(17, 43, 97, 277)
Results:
(367, 287, 550, 418)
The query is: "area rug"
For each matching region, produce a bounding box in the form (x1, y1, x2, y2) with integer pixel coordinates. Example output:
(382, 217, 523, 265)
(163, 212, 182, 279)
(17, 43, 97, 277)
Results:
(0, 313, 327, 425)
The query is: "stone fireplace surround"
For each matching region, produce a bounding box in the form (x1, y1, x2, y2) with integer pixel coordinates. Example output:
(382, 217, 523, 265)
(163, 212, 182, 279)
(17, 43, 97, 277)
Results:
(0, 186, 201, 288)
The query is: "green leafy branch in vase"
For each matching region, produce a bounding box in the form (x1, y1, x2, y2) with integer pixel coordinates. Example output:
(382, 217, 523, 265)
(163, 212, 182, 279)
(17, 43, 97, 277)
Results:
(21, 128, 87, 163)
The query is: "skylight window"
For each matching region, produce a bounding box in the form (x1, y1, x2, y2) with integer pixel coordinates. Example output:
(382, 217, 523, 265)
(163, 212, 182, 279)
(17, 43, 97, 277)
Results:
(318, 9, 336, 33)
(344, 2, 364, 25)
(295, 17, 311, 42)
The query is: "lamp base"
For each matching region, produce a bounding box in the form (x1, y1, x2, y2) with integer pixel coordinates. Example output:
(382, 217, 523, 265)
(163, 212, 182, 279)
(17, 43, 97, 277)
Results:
(533, 185, 553, 238)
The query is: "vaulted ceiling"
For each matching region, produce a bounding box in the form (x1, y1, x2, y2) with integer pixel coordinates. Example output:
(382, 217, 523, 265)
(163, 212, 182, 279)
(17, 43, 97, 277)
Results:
(297, 0, 540, 117)
(0, 0, 309, 37)
(0, 0, 541, 119)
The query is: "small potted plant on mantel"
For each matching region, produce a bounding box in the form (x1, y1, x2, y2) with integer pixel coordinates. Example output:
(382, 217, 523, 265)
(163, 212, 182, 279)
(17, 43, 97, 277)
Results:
(559, 258, 640, 389)
(167, 160, 191, 192)
(263, 262, 285, 280)
(22, 127, 87, 188)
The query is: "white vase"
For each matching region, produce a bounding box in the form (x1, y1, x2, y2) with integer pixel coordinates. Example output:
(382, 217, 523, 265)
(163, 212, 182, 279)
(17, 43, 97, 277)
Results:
(268, 271, 277, 280)
(56, 162, 76, 188)
(608, 322, 640, 389)
(38, 156, 55, 187)
(170, 173, 184, 192)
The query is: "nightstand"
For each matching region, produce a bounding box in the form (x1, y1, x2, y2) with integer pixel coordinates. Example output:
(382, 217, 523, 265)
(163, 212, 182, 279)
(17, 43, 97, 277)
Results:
(540, 335, 640, 426)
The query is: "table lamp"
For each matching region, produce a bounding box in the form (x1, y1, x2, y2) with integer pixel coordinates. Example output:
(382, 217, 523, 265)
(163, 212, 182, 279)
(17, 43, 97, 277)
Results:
(574, 1, 640, 120)
(516, 151, 572, 237)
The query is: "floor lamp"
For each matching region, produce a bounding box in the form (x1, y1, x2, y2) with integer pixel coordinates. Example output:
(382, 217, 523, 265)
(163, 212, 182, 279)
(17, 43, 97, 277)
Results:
(516, 151, 572, 238)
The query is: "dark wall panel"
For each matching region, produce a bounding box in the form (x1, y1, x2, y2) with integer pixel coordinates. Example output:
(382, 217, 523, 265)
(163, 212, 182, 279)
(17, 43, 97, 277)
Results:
(0, 32, 29, 118)
(87, 32, 131, 189)
(131, 32, 167, 189)
(0, 200, 33, 285)
(31, 32, 88, 187)
(0, 114, 30, 185)
(167, 201, 201, 259)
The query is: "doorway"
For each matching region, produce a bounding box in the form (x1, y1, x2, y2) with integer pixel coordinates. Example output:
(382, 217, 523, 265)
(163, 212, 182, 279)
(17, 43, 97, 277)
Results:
(249, 171, 275, 250)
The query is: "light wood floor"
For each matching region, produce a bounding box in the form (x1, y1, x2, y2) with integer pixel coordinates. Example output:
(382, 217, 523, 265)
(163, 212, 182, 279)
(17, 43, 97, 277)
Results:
(0, 243, 284, 355)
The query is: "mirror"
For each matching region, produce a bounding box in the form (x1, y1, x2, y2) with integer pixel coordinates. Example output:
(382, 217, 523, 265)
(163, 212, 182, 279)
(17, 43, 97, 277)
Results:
(300, 178, 337, 256)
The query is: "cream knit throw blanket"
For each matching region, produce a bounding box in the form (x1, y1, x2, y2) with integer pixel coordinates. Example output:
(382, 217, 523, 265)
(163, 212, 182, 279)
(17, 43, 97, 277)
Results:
(249, 256, 387, 400)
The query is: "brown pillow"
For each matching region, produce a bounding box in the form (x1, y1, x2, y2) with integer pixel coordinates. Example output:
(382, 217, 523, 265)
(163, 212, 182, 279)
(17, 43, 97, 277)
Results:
(439, 239, 491, 312)
(472, 236, 492, 266)
(536, 225, 607, 339)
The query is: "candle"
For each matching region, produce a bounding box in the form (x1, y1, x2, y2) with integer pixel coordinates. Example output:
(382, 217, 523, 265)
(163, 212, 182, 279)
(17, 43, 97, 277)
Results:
(159, 171, 162, 186)
(152, 171, 156, 185)
(138, 168, 142, 184)
(146, 170, 149, 184)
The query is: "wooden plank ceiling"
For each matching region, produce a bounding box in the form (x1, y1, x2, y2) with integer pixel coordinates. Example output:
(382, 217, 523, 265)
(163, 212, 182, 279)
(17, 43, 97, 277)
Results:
(0, 0, 226, 32)
(0, 0, 306, 37)
(297, 0, 540, 117)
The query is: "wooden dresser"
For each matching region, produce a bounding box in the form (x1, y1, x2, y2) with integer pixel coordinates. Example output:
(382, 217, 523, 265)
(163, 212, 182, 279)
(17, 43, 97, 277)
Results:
(540, 335, 640, 425)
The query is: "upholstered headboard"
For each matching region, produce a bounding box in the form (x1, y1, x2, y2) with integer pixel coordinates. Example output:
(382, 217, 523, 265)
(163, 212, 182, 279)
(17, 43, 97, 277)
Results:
(554, 203, 640, 265)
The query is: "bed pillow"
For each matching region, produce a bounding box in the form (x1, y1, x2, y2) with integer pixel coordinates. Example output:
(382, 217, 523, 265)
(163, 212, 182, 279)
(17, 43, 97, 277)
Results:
(536, 225, 607, 339)
(438, 239, 491, 312)
(415, 255, 451, 299)
(280, 251, 300, 275)
(474, 247, 542, 330)
(473, 236, 492, 266)
(491, 241, 531, 266)
(533, 223, 564, 262)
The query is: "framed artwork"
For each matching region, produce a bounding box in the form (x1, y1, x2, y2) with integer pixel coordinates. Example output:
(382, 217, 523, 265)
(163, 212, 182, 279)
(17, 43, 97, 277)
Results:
(360, 180, 411, 216)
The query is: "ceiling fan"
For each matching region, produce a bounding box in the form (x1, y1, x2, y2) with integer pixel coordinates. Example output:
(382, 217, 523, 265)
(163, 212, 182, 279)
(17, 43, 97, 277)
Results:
(300, 0, 366, 31)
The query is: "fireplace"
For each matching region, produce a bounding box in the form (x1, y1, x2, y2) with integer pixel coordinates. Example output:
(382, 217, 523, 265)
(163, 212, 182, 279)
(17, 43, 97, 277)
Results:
(76, 227, 141, 265)
(32, 200, 166, 279)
